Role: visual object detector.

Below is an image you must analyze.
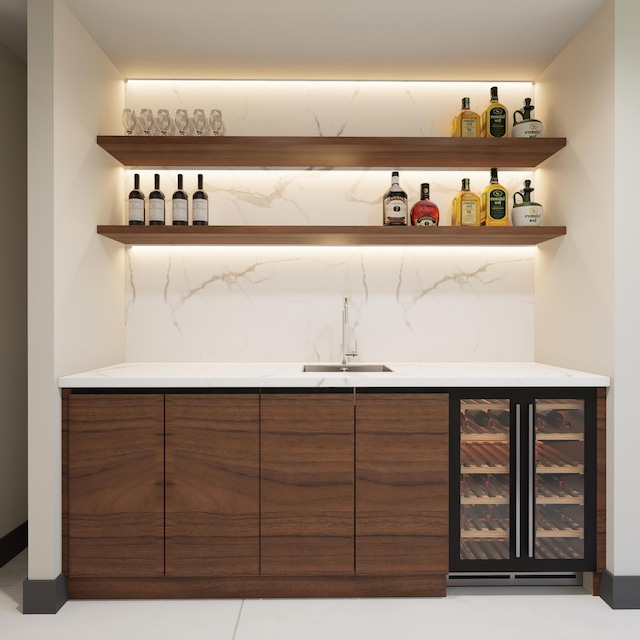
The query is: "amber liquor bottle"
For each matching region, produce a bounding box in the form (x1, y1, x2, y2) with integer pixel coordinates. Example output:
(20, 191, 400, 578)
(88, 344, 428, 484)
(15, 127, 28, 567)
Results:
(451, 97, 481, 137)
(482, 168, 508, 226)
(451, 178, 481, 226)
(410, 183, 439, 226)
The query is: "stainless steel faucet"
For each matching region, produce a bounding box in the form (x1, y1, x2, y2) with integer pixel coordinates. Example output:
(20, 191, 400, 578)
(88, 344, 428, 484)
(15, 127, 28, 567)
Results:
(341, 295, 358, 367)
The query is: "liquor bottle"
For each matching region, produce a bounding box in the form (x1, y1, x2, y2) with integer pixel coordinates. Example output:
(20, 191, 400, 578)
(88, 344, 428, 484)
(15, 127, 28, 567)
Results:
(482, 168, 508, 226)
(172, 173, 188, 226)
(148, 173, 165, 225)
(451, 97, 481, 138)
(382, 171, 408, 225)
(451, 178, 481, 226)
(192, 173, 209, 226)
(127, 173, 145, 225)
(410, 183, 439, 226)
(481, 86, 508, 138)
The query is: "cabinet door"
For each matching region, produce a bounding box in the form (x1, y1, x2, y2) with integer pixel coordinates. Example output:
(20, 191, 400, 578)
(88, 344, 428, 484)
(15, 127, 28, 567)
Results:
(165, 393, 259, 577)
(261, 392, 354, 576)
(67, 393, 164, 578)
(356, 393, 449, 576)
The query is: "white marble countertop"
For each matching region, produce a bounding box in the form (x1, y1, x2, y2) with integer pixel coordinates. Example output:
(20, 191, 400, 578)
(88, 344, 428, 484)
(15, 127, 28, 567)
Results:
(58, 361, 610, 389)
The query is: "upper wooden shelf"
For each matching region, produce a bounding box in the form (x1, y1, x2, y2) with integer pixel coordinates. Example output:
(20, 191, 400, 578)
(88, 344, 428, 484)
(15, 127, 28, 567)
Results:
(97, 225, 567, 247)
(97, 136, 567, 169)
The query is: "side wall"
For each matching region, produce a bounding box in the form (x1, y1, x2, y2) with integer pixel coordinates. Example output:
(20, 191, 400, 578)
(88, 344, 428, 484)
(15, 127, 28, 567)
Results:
(27, 0, 124, 581)
(0, 42, 27, 543)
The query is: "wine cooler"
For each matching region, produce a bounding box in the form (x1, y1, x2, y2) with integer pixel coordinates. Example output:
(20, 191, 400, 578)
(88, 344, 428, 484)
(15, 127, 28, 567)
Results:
(449, 389, 596, 577)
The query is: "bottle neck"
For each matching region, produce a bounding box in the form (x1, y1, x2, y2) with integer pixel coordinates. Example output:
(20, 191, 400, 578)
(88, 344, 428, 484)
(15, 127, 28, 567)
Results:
(177, 174, 183, 190)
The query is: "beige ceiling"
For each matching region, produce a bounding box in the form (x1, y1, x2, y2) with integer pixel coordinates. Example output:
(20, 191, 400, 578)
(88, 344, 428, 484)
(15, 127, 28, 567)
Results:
(1, 0, 609, 80)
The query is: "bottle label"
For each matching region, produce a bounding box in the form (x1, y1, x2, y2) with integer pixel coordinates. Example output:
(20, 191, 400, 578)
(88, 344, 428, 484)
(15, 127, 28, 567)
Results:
(461, 116, 478, 137)
(460, 200, 478, 225)
(172, 199, 188, 223)
(488, 107, 507, 137)
(193, 199, 208, 223)
(149, 199, 165, 223)
(384, 196, 408, 225)
(128, 199, 144, 223)
(413, 215, 438, 226)
(488, 188, 507, 220)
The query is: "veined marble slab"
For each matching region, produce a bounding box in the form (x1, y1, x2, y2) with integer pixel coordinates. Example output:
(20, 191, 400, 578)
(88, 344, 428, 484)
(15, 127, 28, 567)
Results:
(59, 361, 610, 389)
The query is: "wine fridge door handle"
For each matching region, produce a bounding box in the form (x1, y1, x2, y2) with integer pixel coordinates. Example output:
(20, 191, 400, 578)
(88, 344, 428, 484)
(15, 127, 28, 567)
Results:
(528, 403, 535, 558)
(515, 404, 521, 559)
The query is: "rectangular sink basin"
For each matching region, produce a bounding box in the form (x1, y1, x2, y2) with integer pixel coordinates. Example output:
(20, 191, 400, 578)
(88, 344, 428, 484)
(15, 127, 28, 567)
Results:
(303, 364, 393, 373)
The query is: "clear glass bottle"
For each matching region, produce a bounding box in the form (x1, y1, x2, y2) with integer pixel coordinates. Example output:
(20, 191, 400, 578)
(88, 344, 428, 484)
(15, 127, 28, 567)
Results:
(482, 168, 508, 226)
(451, 178, 481, 226)
(481, 86, 508, 138)
(382, 171, 408, 226)
(451, 98, 481, 138)
(410, 183, 439, 226)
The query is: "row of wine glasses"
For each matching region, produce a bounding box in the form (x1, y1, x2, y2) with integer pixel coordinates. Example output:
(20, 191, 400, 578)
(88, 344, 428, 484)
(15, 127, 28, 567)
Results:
(122, 108, 227, 136)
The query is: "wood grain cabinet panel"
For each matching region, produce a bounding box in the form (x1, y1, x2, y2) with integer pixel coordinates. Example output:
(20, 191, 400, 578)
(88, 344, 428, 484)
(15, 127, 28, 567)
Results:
(355, 393, 449, 576)
(260, 393, 355, 576)
(67, 393, 164, 578)
(165, 393, 260, 577)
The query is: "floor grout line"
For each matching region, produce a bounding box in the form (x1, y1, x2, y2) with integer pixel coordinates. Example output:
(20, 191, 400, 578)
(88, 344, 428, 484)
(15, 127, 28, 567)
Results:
(231, 599, 245, 640)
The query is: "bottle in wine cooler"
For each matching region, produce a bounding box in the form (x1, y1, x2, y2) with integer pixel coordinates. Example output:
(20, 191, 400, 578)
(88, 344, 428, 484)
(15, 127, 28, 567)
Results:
(192, 173, 209, 225)
(172, 173, 188, 225)
(382, 171, 408, 225)
(127, 173, 145, 225)
(149, 173, 165, 225)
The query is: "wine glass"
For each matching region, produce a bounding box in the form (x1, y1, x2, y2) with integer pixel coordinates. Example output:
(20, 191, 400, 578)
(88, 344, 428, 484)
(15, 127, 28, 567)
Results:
(122, 109, 138, 135)
(139, 108, 155, 136)
(156, 109, 172, 136)
(192, 109, 207, 136)
(208, 109, 226, 136)
(175, 109, 189, 136)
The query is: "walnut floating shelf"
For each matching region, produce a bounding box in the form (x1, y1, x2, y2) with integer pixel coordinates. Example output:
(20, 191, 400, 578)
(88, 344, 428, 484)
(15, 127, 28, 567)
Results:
(97, 225, 567, 247)
(96, 136, 566, 169)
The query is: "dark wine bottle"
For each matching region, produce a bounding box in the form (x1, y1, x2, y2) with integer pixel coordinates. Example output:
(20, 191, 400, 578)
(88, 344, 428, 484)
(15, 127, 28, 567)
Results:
(127, 173, 145, 225)
(172, 173, 188, 225)
(192, 173, 209, 225)
(149, 173, 165, 226)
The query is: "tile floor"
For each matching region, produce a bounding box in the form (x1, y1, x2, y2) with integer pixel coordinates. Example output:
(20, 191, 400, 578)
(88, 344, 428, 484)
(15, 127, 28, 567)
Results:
(2, 551, 640, 640)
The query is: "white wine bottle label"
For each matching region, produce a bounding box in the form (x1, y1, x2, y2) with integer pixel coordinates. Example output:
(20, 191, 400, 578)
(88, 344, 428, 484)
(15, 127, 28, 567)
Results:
(172, 199, 188, 223)
(460, 201, 478, 225)
(193, 199, 208, 223)
(384, 196, 408, 225)
(461, 117, 478, 137)
(128, 199, 144, 223)
(149, 198, 165, 222)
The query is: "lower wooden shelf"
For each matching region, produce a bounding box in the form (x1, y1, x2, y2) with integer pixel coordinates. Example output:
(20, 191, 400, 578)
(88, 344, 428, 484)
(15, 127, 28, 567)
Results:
(97, 225, 567, 246)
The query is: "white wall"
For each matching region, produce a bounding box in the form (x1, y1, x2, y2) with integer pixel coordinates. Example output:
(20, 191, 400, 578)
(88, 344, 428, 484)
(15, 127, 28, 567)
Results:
(27, 0, 124, 580)
(0, 42, 27, 540)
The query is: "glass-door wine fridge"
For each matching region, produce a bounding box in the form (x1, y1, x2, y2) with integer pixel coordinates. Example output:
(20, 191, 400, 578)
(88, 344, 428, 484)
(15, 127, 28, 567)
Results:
(449, 389, 596, 577)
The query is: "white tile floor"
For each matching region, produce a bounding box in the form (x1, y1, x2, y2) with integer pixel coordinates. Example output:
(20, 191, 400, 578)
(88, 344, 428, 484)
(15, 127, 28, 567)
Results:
(2, 551, 640, 640)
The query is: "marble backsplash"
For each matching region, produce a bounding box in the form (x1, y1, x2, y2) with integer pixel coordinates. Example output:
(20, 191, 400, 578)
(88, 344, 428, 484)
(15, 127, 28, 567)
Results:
(122, 80, 537, 363)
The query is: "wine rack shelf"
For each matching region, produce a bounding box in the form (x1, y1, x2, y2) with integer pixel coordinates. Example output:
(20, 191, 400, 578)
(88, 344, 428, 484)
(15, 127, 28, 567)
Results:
(97, 135, 567, 169)
(97, 225, 567, 247)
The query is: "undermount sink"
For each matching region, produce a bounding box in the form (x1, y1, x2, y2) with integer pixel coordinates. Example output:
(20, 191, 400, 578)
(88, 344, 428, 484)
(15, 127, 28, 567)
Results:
(303, 364, 393, 373)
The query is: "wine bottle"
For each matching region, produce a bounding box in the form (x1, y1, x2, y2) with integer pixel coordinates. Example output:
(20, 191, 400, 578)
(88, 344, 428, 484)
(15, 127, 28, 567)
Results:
(451, 97, 481, 138)
(127, 173, 145, 225)
(451, 178, 481, 226)
(382, 171, 408, 225)
(410, 183, 439, 226)
(482, 168, 508, 226)
(149, 173, 165, 225)
(192, 174, 209, 226)
(481, 86, 508, 138)
(172, 173, 188, 226)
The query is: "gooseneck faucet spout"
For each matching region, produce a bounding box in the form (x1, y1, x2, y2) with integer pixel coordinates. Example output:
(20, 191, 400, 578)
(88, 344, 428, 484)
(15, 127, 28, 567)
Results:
(341, 295, 358, 367)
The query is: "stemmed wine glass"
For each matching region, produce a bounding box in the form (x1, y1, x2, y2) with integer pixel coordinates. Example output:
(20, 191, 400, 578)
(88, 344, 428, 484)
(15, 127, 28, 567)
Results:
(156, 109, 172, 136)
(139, 108, 155, 136)
(122, 109, 138, 135)
(208, 109, 226, 136)
(175, 109, 189, 136)
(192, 109, 207, 136)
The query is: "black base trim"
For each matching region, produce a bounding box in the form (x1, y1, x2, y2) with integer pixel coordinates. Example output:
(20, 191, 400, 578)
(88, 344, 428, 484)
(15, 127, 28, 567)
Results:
(0, 521, 27, 568)
(23, 574, 68, 614)
(600, 571, 640, 609)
